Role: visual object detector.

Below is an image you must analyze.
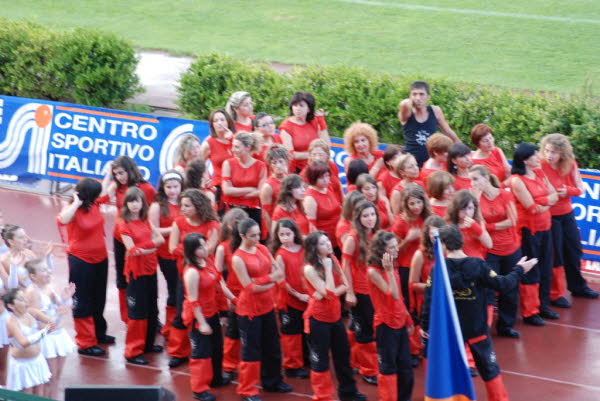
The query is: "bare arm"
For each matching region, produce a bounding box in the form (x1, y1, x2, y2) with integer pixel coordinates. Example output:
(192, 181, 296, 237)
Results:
(432, 106, 460, 143)
(409, 250, 426, 294)
(168, 221, 180, 254)
(184, 268, 211, 335)
(398, 98, 412, 125)
(149, 203, 171, 236)
(303, 195, 318, 232)
(57, 192, 83, 224)
(341, 235, 356, 304)
(121, 234, 156, 256)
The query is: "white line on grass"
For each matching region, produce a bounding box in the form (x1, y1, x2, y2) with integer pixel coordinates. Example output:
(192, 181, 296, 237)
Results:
(335, 0, 600, 24)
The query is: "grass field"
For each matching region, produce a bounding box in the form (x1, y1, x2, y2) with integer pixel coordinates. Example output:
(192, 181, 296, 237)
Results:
(2, 0, 599, 94)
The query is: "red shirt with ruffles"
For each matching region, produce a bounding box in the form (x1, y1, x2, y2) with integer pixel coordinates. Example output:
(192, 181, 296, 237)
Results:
(303, 259, 343, 325)
(117, 218, 157, 279)
(368, 267, 411, 329)
(234, 244, 275, 318)
(276, 247, 308, 311)
(182, 264, 218, 328)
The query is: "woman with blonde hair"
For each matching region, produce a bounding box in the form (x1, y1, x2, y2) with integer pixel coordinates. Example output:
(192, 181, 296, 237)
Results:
(173, 134, 202, 175)
(225, 91, 254, 133)
(343, 122, 384, 178)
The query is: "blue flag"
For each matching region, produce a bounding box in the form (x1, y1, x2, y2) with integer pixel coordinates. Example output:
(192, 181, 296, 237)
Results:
(425, 235, 476, 401)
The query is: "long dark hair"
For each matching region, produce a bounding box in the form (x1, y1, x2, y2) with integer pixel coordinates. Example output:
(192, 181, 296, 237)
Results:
(180, 188, 217, 223)
(230, 218, 259, 253)
(304, 231, 332, 280)
(183, 233, 206, 269)
(75, 178, 102, 212)
(185, 157, 206, 190)
(351, 200, 379, 263)
(112, 155, 145, 188)
(367, 230, 396, 269)
(155, 170, 183, 217)
(511, 142, 537, 176)
(219, 208, 249, 242)
(276, 174, 305, 212)
(120, 187, 149, 222)
(289, 91, 316, 122)
(446, 190, 479, 225)
(271, 218, 303, 254)
(447, 143, 471, 175)
(421, 215, 446, 260)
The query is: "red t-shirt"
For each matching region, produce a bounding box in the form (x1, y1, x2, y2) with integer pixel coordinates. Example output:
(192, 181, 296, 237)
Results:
(156, 202, 181, 260)
(541, 160, 581, 216)
(117, 218, 157, 279)
(472, 147, 507, 183)
(207, 136, 233, 186)
(480, 190, 519, 256)
(303, 258, 343, 324)
(392, 216, 424, 267)
(279, 118, 322, 171)
(460, 221, 487, 259)
(62, 203, 107, 264)
(513, 169, 552, 232)
(342, 231, 370, 295)
(368, 267, 410, 329)
(276, 247, 308, 311)
(234, 244, 275, 317)
(182, 265, 218, 328)
(452, 175, 472, 191)
(379, 170, 402, 199)
(222, 158, 266, 208)
(112, 182, 157, 239)
(272, 205, 310, 236)
(305, 187, 342, 247)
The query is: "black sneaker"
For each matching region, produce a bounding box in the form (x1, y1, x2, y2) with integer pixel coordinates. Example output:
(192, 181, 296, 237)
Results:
(572, 287, 599, 299)
(339, 391, 367, 401)
(168, 356, 189, 368)
(523, 314, 546, 326)
(263, 381, 292, 393)
(550, 297, 571, 308)
(145, 344, 164, 353)
(285, 368, 309, 379)
(497, 327, 520, 338)
(126, 355, 149, 365)
(97, 335, 116, 344)
(539, 308, 560, 320)
(193, 391, 216, 401)
(241, 396, 262, 401)
(210, 374, 232, 387)
(78, 346, 106, 356)
(223, 370, 237, 381)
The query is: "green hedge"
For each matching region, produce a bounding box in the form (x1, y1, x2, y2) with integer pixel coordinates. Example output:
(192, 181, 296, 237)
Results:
(178, 53, 599, 169)
(0, 19, 141, 107)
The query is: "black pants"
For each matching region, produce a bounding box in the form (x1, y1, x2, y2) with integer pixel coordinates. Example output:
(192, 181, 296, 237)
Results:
(376, 324, 413, 401)
(351, 293, 375, 343)
(113, 238, 127, 290)
(551, 212, 588, 294)
(308, 317, 358, 397)
(158, 257, 178, 307)
(69, 254, 108, 339)
(520, 228, 553, 310)
(279, 306, 309, 365)
(227, 204, 261, 228)
(225, 311, 240, 340)
(190, 314, 224, 385)
(397, 267, 411, 310)
(172, 276, 187, 330)
(238, 310, 283, 388)
(127, 273, 158, 348)
(468, 334, 501, 382)
(486, 248, 522, 330)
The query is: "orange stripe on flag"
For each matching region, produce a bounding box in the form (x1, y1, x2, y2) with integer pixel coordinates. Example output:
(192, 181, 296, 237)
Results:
(56, 106, 158, 123)
(425, 395, 475, 401)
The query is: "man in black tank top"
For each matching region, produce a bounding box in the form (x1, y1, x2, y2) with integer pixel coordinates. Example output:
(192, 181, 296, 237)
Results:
(398, 81, 460, 167)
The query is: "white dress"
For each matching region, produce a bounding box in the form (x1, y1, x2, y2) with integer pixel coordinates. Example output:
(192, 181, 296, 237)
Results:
(38, 289, 76, 358)
(7, 321, 51, 391)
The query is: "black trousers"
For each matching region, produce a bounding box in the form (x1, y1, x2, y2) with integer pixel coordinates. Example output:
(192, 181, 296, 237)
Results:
(227, 204, 261, 228)
(551, 212, 588, 293)
(397, 267, 411, 310)
(190, 314, 224, 384)
(113, 238, 127, 290)
(351, 293, 375, 343)
(172, 276, 187, 330)
(158, 257, 178, 307)
(308, 317, 358, 397)
(468, 334, 501, 382)
(376, 324, 414, 401)
(225, 311, 240, 340)
(69, 254, 108, 339)
(520, 228, 553, 310)
(278, 306, 304, 335)
(485, 248, 522, 330)
(127, 273, 158, 348)
(238, 310, 283, 388)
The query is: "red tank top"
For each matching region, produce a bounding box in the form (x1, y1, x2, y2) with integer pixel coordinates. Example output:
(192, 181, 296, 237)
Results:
(182, 264, 218, 328)
(368, 267, 409, 329)
(392, 216, 424, 267)
(272, 205, 310, 236)
(513, 169, 552, 232)
(305, 187, 341, 246)
(472, 147, 506, 182)
(234, 244, 275, 317)
(173, 216, 220, 274)
(480, 190, 519, 256)
(343, 231, 370, 295)
(117, 219, 157, 279)
(276, 247, 308, 311)
(541, 160, 581, 216)
(62, 203, 107, 263)
(279, 118, 321, 171)
(303, 259, 343, 324)
(222, 158, 266, 208)
(207, 136, 233, 186)
(156, 202, 181, 260)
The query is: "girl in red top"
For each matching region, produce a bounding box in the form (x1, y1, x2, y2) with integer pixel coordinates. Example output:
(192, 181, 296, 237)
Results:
(335, 191, 366, 249)
(377, 145, 404, 199)
(200, 109, 236, 214)
(272, 174, 309, 236)
(280, 91, 330, 172)
(185, 158, 216, 208)
(342, 200, 380, 384)
(182, 233, 230, 401)
(303, 231, 364, 401)
(446, 190, 492, 260)
(259, 145, 289, 239)
(469, 165, 521, 337)
(427, 170, 455, 218)
(540, 134, 599, 303)
(448, 143, 473, 191)
(231, 218, 291, 398)
(419, 133, 452, 184)
(253, 113, 283, 163)
(367, 230, 414, 401)
(390, 154, 425, 215)
(215, 208, 249, 379)
(300, 139, 343, 203)
(100, 155, 156, 323)
(470, 124, 511, 186)
(222, 132, 267, 226)
(343, 122, 384, 179)
(167, 189, 220, 368)
(271, 219, 310, 379)
(304, 162, 342, 254)
(511, 143, 559, 326)
(226, 91, 254, 133)
(173, 134, 202, 175)
(356, 173, 393, 230)
(57, 178, 111, 356)
(148, 170, 183, 341)
(118, 187, 164, 365)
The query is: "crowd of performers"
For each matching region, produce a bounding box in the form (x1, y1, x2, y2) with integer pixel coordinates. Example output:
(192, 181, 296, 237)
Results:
(1, 82, 597, 401)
